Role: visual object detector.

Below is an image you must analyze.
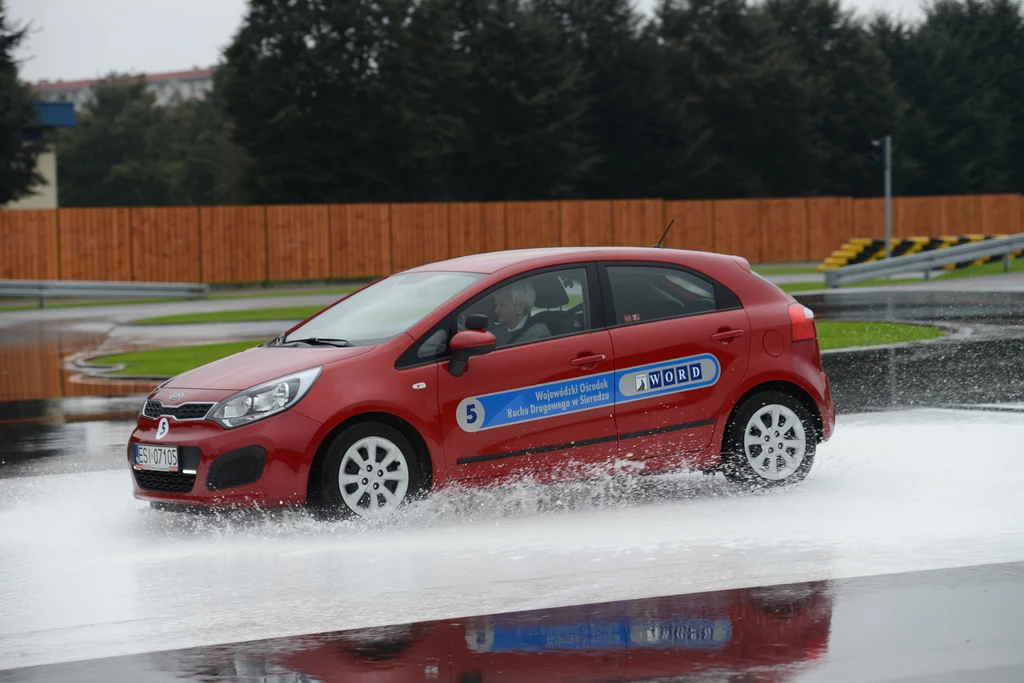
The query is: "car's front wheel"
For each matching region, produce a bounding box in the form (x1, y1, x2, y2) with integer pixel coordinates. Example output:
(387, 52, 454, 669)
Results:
(720, 390, 816, 487)
(320, 422, 424, 518)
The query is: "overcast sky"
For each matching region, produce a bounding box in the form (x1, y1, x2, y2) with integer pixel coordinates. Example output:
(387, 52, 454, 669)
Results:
(10, 0, 929, 83)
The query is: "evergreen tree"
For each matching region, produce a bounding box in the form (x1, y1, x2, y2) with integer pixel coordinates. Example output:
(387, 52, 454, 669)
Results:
(544, 0, 678, 198)
(763, 0, 904, 197)
(878, 0, 1023, 194)
(218, 0, 468, 203)
(363, 0, 473, 201)
(0, 1, 44, 205)
(218, 0, 600, 203)
(657, 0, 821, 198)
(445, 0, 600, 200)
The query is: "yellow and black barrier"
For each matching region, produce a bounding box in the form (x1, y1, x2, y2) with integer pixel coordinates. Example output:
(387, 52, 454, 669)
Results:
(818, 234, 1024, 272)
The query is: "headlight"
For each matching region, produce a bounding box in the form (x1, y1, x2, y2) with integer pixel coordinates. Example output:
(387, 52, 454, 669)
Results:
(209, 367, 322, 428)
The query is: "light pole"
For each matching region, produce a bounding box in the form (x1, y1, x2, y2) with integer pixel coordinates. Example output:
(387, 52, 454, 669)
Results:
(872, 135, 893, 258)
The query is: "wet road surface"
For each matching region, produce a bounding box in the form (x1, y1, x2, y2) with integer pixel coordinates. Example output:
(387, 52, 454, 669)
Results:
(1, 561, 1019, 682)
(0, 397, 139, 477)
(3, 406, 1024, 675)
(795, 288, 1024, 326)
(824, 336, 1024, 412)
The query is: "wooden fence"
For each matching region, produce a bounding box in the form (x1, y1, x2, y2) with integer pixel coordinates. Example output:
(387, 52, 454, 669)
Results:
(1, 194, 1021, 283)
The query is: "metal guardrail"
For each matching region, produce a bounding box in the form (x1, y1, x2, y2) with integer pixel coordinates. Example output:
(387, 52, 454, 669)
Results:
(0, 279, 209, 308)
(824, 233, 1024, 288)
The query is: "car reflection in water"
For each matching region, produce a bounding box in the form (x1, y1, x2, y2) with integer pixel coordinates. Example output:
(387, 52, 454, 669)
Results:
(182, 581, 832, 683)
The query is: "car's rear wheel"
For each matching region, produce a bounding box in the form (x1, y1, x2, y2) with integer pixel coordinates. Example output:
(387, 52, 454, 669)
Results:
(320, 422, 424, 518)
(720, 390, 816, 487)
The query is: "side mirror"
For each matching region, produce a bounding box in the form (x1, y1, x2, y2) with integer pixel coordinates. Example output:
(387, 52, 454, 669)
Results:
(466, 313, 489, 330)
(448, 329, 497, 377)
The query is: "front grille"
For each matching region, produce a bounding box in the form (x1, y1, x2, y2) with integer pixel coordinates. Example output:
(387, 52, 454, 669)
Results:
(133, 469, 197, 493)
(173, 403, 214, 420)
(144, 401, 214, 420)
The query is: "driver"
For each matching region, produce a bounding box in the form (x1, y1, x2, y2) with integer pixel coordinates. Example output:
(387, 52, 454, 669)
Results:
(493, 280, 550, 347)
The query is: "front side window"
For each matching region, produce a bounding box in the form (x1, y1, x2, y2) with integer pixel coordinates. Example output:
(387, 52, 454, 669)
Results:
(284, 271, 483, 346)
(606, 265, 717, 325)
(457, 267, 591, 349)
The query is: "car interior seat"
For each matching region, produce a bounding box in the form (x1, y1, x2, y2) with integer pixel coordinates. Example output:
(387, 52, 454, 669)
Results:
(528, 274, 575, 336)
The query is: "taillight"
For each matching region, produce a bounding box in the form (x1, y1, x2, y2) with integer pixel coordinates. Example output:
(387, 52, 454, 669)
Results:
(788, 303, 817, 341)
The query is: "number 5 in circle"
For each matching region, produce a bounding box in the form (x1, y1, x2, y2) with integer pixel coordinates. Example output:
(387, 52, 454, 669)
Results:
(457, 398, 485, 432)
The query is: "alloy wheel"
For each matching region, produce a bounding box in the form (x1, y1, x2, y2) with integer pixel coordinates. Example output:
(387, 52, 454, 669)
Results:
(742, 404, 807, 481)
(338, 436, 411, 515)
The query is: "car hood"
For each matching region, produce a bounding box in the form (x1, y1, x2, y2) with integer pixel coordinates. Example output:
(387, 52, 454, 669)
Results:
(162, 345, 374, 391)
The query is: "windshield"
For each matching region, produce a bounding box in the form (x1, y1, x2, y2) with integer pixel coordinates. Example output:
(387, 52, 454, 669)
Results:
(283, 271, 483, 346)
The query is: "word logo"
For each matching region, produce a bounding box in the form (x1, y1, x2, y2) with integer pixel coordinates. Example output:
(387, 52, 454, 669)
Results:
(633, 363, 704, 393)
(616, 353, 720, 402)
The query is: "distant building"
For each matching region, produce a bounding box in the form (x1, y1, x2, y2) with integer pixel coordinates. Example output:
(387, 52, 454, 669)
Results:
(32, 67, 215, 110)
(3, 102, 77, 210)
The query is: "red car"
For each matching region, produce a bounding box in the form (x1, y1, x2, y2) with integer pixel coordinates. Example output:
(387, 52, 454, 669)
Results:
(128, 246, 834, 516)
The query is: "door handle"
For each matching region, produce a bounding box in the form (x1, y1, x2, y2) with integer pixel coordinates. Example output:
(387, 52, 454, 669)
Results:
(711, 329, 745, 341)
(570, 354, 607, 367)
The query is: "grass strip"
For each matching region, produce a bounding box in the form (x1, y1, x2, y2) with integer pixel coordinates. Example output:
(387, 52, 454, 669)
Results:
(89, 341, 264, 378)
(787, 255, 1024, 293)
(815, 321, 945, 351)
(207, 287, 356, 300)
(778, 279, 921, 293)
(932, 256, 1024, 280)
(752, 264, 822, 275)
(132, 306, 324, 325)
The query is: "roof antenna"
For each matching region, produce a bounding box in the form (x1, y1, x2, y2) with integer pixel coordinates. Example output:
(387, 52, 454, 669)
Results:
(652, 219, 675, 248)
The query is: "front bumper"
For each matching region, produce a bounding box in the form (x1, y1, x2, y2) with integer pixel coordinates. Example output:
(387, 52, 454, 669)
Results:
(128, 408, 324, 508)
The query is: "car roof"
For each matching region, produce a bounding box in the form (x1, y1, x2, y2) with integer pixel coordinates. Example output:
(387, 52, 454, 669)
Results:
(404, 246, 742, 276)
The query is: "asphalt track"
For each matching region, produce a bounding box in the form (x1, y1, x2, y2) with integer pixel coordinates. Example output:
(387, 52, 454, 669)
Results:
(2, 274, 1024, 681)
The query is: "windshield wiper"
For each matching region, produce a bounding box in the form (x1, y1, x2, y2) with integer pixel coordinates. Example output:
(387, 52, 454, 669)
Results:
(281, 337, 350, 348)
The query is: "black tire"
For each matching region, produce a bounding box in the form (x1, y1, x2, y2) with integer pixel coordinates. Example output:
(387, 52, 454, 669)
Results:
(336, 624, 422, 662)
(319, 421, 425, 518)
(720, 390, 817, 488)
(748, 581, 824, 616)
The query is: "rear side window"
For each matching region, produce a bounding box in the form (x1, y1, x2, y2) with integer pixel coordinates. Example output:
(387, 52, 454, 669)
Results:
(606, 265, 722, 325)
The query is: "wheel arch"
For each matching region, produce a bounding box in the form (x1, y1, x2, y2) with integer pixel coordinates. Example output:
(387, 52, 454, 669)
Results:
(721, 380, 824, 449)
(306, 411, 434, 505)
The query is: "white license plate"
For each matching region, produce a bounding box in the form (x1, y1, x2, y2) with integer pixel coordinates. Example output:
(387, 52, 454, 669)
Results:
(135, 444, 179, 472)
